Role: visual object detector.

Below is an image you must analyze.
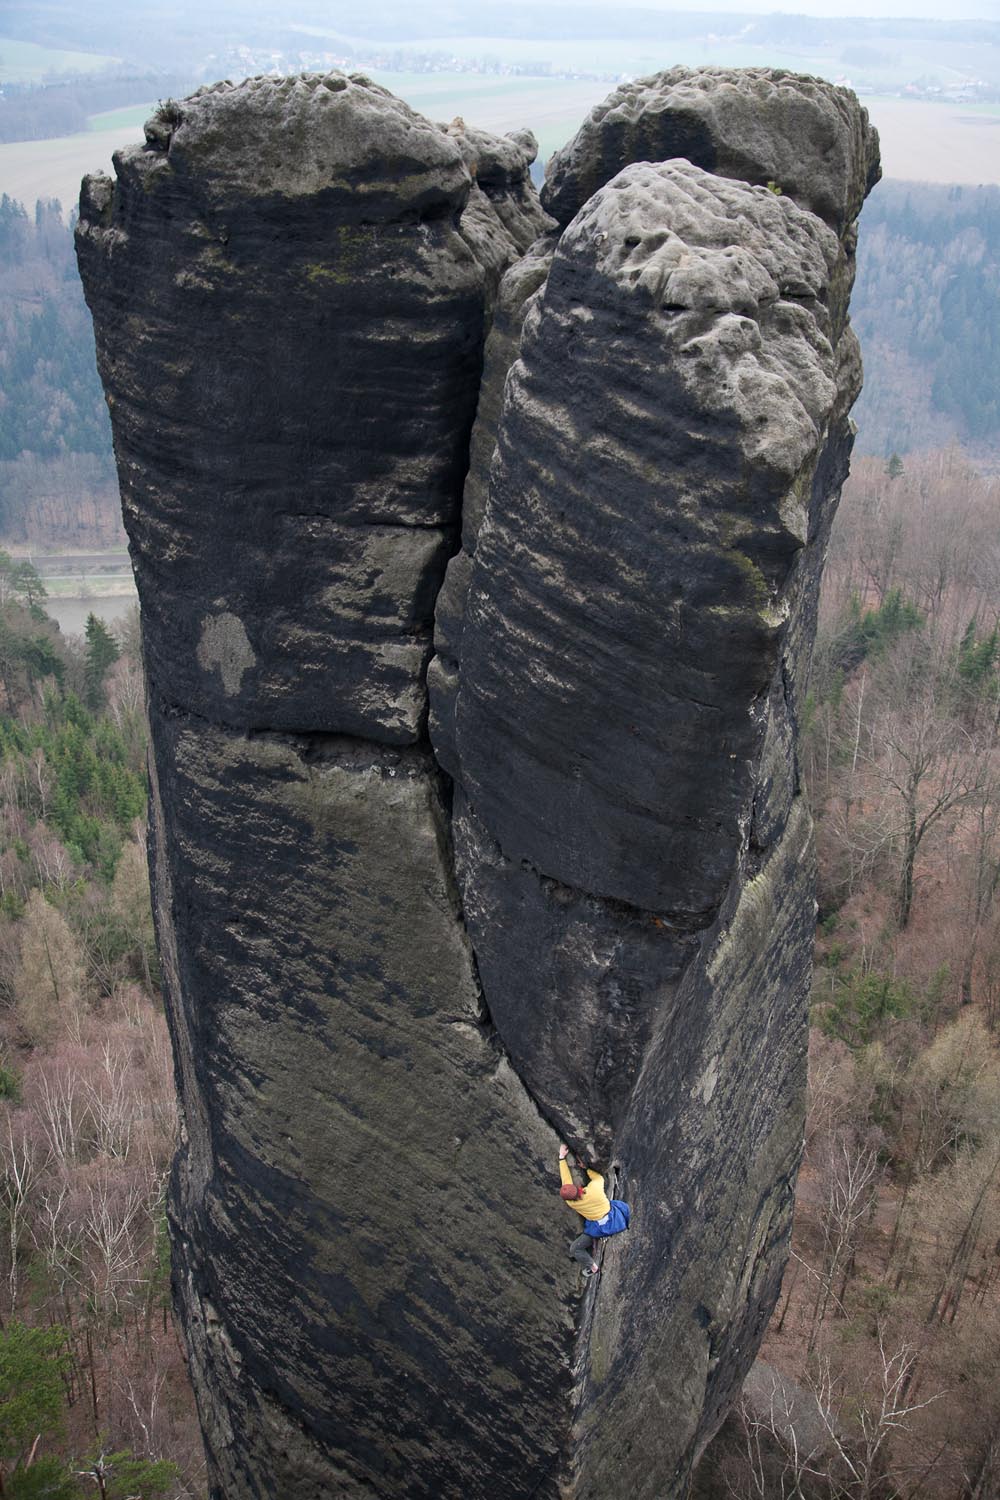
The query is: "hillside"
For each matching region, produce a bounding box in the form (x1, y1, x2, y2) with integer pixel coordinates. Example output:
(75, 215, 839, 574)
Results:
(695, 449, 1000, 1497)
(0, 194, 122, 550)
(852, 180, 1000, 464)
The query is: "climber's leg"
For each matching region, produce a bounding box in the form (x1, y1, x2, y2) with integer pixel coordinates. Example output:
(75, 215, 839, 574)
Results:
(569, 1232, 598, 1271)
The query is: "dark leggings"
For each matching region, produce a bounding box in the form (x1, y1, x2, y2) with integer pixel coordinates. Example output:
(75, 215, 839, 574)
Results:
(569, 1231, 597, 1268)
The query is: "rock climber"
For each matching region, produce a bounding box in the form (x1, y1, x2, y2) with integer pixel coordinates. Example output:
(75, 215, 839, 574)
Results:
(558, 1143, 631, 1278)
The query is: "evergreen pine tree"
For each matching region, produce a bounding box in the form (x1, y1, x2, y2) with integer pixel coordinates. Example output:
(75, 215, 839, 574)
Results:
(0, 1323, 75, 1499)
(83, 614, 120, 710)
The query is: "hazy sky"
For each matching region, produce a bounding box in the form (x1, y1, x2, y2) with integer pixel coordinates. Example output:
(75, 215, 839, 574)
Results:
(545, 0, 1000, 17)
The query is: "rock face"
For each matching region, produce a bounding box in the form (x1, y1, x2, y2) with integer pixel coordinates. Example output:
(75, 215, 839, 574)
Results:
(541, 66, 881, 235)
(77, 67, 878, 1500)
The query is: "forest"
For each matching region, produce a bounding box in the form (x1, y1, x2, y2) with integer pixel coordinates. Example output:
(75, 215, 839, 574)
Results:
(1, 155, 1000, 1492)
(0, 76, 196, 144)
(0, 195, 110, 464)
(1, 446, 998, 1495)
(0, 195, 121, 550)
(700, 450, 1000, 1498)
(0, 558, 202, 1498)
(851, 183, 1000, 462)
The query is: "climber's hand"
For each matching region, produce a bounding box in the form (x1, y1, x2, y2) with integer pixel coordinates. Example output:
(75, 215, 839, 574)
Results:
(558, 1143, 569, 1160)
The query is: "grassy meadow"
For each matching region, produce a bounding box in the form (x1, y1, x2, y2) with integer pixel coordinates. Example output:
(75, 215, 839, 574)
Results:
(0, 129, 132, 218)
(86, 102, 156, 133)
(0, 35, 120, 84)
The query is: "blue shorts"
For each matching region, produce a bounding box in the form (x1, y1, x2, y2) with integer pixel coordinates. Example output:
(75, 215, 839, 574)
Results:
(585, 1200, 631, 1239)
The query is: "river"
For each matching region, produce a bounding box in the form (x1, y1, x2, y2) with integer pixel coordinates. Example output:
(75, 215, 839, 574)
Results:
(46, 591, 138, 637)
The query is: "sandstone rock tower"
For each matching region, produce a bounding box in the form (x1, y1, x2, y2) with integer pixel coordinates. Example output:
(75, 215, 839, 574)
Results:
(77, 68, 879, 1500)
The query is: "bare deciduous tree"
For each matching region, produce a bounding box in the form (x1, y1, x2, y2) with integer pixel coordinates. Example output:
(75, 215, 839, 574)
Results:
(863, 644, 984, 928)
(811, 1333, 945, 1499)
(14, 889, 87, 1043)
(808, 1126, 884, 1351)
(0, 1114, 46, 1311)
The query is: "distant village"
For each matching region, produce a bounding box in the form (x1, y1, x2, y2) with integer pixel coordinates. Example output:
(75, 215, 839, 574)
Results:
(201, 42, 1000, 105)
(898, 77, 999, 104)
(204, 44, 631, 87)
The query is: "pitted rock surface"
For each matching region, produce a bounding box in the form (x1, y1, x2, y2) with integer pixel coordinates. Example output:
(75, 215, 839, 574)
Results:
(77, 67, 879, 1500)
(542, 66, 881, 234)
(143, 72, 471, 215)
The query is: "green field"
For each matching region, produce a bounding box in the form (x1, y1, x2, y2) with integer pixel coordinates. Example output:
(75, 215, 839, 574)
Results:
(860, 98, 1000, 185)
(88, 103, 157, 133)
(0, 35, 119, 84)
(0, 131, 133, 217)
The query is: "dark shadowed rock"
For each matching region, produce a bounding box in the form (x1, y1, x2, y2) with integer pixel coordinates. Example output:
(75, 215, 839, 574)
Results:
(577, 798, 815, 1496)
(452, 789, 704, 1157)
(148, 709, 576, 1497)
(77, 74, 543, 744)
(542, 67, 881, 235)
(442, 162, 841, 916)
(77, 65, 878, 1500)
(429, 148, 870, 1489)
(78, 70, 575, 1498)
(428, 231, 557, 771)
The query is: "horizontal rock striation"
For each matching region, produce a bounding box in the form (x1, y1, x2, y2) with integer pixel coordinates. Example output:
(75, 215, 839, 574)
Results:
(78, 66, 878, 1500)
(434, 158, 842, 1154)
(439, 68, 875, 1494)
(146, 713, 574, 1497)
(440, 162, 843, 915)
(77, 73, 546, 744)
(429, 132, 869, 1490)
(79, 73, 574, 1499)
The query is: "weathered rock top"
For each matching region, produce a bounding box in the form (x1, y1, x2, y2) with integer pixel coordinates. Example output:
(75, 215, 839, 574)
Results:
(570, 159, 837, 300)
(542, 66, 881, 233)
(553, 159, 841, 478)
(443, 118, 539, 188)
(128, 72, 534, 223)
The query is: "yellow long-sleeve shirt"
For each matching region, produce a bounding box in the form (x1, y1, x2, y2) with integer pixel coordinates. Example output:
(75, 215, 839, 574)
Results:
(560, 1157, 611, 1221)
